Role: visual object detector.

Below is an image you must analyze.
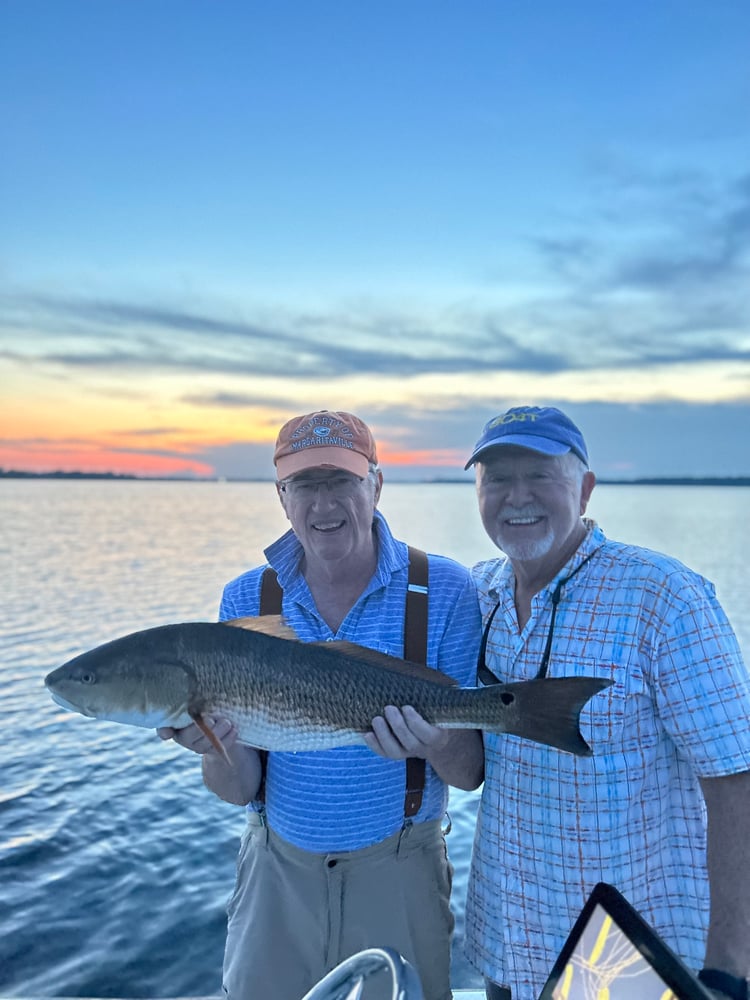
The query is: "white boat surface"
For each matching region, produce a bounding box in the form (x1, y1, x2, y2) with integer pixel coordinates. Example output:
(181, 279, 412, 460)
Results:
(9, 949, 484, 1000)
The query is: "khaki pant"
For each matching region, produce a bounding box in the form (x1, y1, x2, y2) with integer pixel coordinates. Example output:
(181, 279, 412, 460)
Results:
(223, 816, 454, 1000)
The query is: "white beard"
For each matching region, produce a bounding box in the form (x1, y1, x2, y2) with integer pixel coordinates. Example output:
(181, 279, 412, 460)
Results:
(496, 527, 555, 562)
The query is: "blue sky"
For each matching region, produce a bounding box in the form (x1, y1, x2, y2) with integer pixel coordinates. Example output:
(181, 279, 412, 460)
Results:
(1, 0, 748, 479)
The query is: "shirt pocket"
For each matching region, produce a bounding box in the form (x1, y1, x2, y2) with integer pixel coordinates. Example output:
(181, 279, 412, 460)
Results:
(575, 653, 652, 756)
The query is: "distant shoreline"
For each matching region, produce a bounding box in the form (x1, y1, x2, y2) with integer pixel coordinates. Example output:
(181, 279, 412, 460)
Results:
(2, 470, 749, 486)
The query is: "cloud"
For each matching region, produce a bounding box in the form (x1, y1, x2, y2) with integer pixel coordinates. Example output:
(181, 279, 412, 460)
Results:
(541, 167, 750, 295)
(3, 398, 746, 480)
(3, 282, 748, 385)
(190, 441, 273, 480)
(516, 171, 750, 378)
(396, 398, 750, 479)
(182, 392, 267, 408)
(2, 170, 748, 388)
(186, 398, 750, 481)
(111, 427, 185, 437)
(0, 290, 574, 377)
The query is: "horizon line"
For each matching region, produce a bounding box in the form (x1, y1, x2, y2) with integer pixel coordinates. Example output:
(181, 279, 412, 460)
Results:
(2, 470, 750, 487)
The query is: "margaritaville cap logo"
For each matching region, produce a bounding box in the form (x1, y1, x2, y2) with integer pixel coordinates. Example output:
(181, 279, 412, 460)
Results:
(274, 410, 378, 479)
(464, 405, 589, 468)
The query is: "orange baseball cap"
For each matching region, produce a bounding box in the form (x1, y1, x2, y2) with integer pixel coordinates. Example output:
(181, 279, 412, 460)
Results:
(274, 410, 378, 479)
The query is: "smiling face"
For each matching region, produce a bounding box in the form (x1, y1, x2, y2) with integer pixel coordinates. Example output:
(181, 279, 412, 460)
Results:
(476, 446, 596, 587)
(277, 467, 382, 570)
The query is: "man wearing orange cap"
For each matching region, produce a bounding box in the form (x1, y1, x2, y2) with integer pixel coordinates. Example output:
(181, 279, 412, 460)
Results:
(160, 410, 484, 1000)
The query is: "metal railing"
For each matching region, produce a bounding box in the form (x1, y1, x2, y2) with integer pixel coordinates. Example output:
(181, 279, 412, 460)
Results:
(300, 947, 425, 1000)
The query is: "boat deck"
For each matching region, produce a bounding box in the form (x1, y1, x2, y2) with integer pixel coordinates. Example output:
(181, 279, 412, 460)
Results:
(10, 993, 486, 1000)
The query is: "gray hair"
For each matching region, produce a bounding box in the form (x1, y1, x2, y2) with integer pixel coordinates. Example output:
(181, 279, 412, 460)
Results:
(366, 462, 381, 495)
(559, 450, 589, 487)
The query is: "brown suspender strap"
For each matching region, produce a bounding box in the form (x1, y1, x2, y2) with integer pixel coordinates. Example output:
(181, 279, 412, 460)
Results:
(404, 546, 429, 663)
(256, 570, 283, 803)
(403, 546, 429, 818)
(259, 567, 283, 615)
(258, 546, 430, 819)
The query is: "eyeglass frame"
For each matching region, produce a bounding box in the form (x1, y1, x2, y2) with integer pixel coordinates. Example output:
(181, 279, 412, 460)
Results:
(277, 471, 367, 499)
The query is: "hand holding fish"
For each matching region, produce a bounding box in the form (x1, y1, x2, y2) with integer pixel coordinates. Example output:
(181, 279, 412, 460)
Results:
(157, 715, 237, 756)
(158, 716, 264, 806)
(365, 705, 484, 790)
(366, 705, 449, 759)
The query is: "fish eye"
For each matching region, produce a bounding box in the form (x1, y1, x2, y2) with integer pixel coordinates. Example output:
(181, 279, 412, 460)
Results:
(80, 672, 96, 685)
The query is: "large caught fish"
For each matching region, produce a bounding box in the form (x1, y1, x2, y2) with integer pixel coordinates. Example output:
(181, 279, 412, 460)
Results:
(45, 616, 611, 757)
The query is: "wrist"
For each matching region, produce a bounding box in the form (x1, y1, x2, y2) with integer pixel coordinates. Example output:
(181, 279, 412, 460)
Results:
(699, 968, 750, 1000)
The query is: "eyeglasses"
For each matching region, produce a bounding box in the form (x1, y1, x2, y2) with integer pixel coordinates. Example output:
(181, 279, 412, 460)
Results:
(279, 474, 365, 499)
(477, 550, 596, 685)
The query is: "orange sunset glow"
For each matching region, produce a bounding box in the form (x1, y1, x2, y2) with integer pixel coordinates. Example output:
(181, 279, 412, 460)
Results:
(1, 0, 747, 483)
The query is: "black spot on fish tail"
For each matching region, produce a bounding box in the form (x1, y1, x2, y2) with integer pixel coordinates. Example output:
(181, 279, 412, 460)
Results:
(482, 676, 612, 756)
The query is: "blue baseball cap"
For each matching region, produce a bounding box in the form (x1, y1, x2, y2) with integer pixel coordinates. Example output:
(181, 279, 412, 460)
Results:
(465, 406, 589, 469)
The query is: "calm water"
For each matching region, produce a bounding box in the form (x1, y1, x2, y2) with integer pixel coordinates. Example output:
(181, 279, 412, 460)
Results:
(1, 480, 748, 998)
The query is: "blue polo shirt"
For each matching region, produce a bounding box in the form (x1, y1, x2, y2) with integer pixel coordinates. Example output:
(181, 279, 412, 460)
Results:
(219, 510, 482, 852)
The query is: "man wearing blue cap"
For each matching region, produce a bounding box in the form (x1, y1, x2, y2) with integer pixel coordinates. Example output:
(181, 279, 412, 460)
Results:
(462, 406, 750, 1000)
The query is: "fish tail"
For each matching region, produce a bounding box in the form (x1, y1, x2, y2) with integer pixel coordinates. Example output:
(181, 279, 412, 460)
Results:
(482, 676, 612, 757)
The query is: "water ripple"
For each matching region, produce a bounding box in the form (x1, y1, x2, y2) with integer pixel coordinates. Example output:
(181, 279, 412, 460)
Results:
(2, 480, 746, 997)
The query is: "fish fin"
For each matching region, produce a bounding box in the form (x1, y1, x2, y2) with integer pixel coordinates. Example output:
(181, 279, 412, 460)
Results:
(190, 712, 234, 768)
(223, 615, 300, 642)
(226, 615, 457, 687)
(483, 676, 613, 757)
(312, 641, 458, 687)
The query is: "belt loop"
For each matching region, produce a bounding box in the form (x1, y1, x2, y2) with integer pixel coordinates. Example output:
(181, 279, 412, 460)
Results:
(249, 807, 268, 846)
(397, 820, 414, 857)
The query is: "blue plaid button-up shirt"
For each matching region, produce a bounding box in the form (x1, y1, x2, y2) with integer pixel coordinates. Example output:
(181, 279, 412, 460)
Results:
(464, 520, 750, 1000)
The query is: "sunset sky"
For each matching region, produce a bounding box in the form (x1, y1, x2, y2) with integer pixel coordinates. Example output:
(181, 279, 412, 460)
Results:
(1, 0, 748, 480)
